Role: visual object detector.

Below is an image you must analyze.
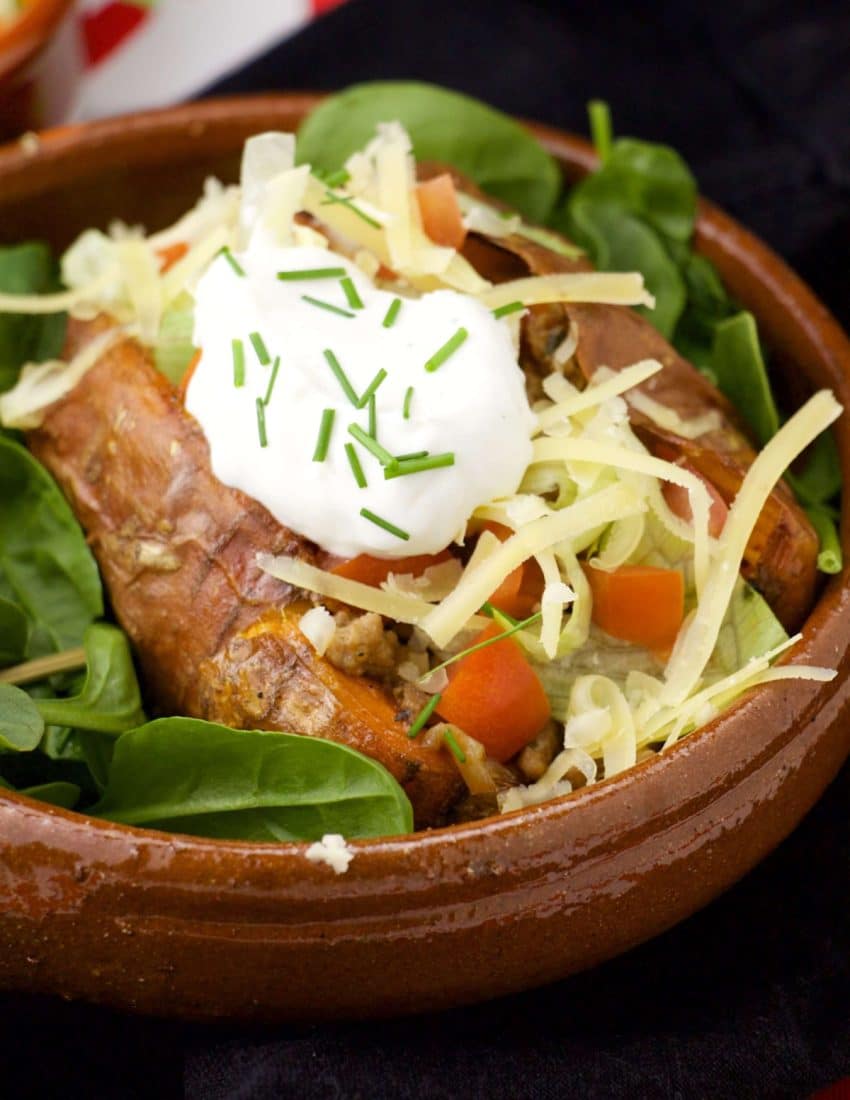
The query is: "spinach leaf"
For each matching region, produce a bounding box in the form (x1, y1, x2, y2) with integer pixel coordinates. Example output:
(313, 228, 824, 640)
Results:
(0, 595, 29, 666)
(93, 718, 414, 841)
(711, 311, 780, 446)
(297, 81, 561, 223)
(0, 242, 66, 393)
(786, 429, 842, 505)
(565, 137, 697, 243)
(0, 773, 81, 809)
(0, 436, 102, 657)
(566, 201, 686, 338)
(34, 623, 145, 735)
(0, 684, 44, 751)
(555, 110, 695, 338)
(19, 780, 81, 809)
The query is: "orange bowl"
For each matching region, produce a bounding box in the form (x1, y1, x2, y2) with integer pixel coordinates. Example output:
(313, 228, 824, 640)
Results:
(0, 96, 849, 1022)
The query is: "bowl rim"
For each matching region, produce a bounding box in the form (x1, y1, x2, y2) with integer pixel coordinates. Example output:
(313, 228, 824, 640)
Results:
(0, 0, 74, 83)
(0, 92, 849, 875)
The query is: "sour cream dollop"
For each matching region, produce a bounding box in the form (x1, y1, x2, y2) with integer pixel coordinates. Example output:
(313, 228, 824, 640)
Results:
(186, 244, 535, 558)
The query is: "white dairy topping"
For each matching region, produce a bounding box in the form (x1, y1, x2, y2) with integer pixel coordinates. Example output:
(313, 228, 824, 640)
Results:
(186, 243, 535, 558)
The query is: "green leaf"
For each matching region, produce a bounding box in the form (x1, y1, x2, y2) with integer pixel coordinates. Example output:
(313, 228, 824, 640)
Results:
(0, 242, 67, 394)
(0, 683, 44, 751)
(0, 595, 29, 666)
(565, 202, 686, 337)
(154, 292, 196, 384)
(786, 429, 842, 506)
(0, 436, 103, 657)
(93, 718, 414, 841)
(297, 81, 562, 223)
(19, 780, 80, 809)
(34, 623, 145, 735)
(711, 311, 780, 446)
(564, 136, 697, 244)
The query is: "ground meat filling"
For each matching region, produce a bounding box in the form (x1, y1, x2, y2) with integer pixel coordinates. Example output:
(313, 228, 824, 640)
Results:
(325, 610, 400, 680)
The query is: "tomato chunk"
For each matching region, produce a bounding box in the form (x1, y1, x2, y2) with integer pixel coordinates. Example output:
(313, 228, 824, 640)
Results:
(331, 550, 452, 588)
(583, 563, 684, 651)
(436, 622, 551, 762)
(416, 174, 467, 250)
(156, 241, 189, 273)
(471, 520, 544, 618)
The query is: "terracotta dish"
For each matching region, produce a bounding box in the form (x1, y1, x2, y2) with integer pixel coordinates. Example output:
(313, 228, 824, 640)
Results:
(0, 96, 848, 1023)
(0, 0, 74, 141)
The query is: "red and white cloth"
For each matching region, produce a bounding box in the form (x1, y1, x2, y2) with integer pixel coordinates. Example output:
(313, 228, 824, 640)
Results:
(42, 0, 347, 124)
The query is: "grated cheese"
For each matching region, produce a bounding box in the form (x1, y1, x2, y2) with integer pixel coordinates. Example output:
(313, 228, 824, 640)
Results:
(479, 271, 655, 311)
(660, 390, 841, 706)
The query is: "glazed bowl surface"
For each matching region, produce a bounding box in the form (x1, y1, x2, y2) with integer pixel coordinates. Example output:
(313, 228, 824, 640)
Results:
(1, 95, 849, 1023)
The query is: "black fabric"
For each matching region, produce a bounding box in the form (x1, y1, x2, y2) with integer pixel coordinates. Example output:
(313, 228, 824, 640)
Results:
(3, 2, 850, 1097)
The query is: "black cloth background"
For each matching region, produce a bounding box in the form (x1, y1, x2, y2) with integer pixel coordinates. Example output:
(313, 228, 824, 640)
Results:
(2, 2, 850, 1097)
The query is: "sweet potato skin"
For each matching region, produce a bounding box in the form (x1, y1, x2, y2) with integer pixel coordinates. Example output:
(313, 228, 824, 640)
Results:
(27, 319, 461, 827)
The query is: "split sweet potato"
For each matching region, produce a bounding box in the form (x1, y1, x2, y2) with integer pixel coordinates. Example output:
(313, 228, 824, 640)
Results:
(27, 318, 462, 828)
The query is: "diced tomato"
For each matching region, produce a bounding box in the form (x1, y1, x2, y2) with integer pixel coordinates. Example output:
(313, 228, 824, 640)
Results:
(470, 520, 545, 619)
(416, 174, 467, 250)
(436, 622, 551, 762)
(331, 549, 453, 588)
(156, 241, 189, 273)
(583, 562, 684, 651)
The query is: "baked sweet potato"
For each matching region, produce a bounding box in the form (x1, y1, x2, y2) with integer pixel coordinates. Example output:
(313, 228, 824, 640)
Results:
(27, 318, 462, 828)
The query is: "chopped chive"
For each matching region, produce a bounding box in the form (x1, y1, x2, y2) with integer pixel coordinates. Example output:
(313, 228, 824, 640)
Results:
(382, 297, 402, 328)
(424, 327, 468, 372)
(323, 168, 350, 188)
(277, 266, 347, 281)
(348, 422, 396, 466)
(249, 330, 271, 365)
(312, 408, 336, 462)
(395, 451, 428, 462)
(384, 452, 455, 479)
(255, 398, 268, 448)
(442, 727, 466, 764)
(481, 601, 519, 627)
(340, 276, 364, 310)
(220, 247, 245, 276)
(357, 367, 387, 409)
(403, 385, 414, 420)
(421, 610, 542, 681)
(263, 356, 281, 405)
(320, 190, 381, 229)
(360, 507, 410, 541)
(367, 393, 377, 439)
(344, 442, 367, 488)
(301, 294, 355, 319)
(323, 349, 360, 407)
(407, 692, 442, 739)
(232, 338, 245, 387)
(492, 300, 525, 319)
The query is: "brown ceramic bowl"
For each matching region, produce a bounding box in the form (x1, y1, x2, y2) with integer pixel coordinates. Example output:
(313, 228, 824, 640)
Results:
(1, 96, 849, 1023)
(0, 0, 75, 140)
